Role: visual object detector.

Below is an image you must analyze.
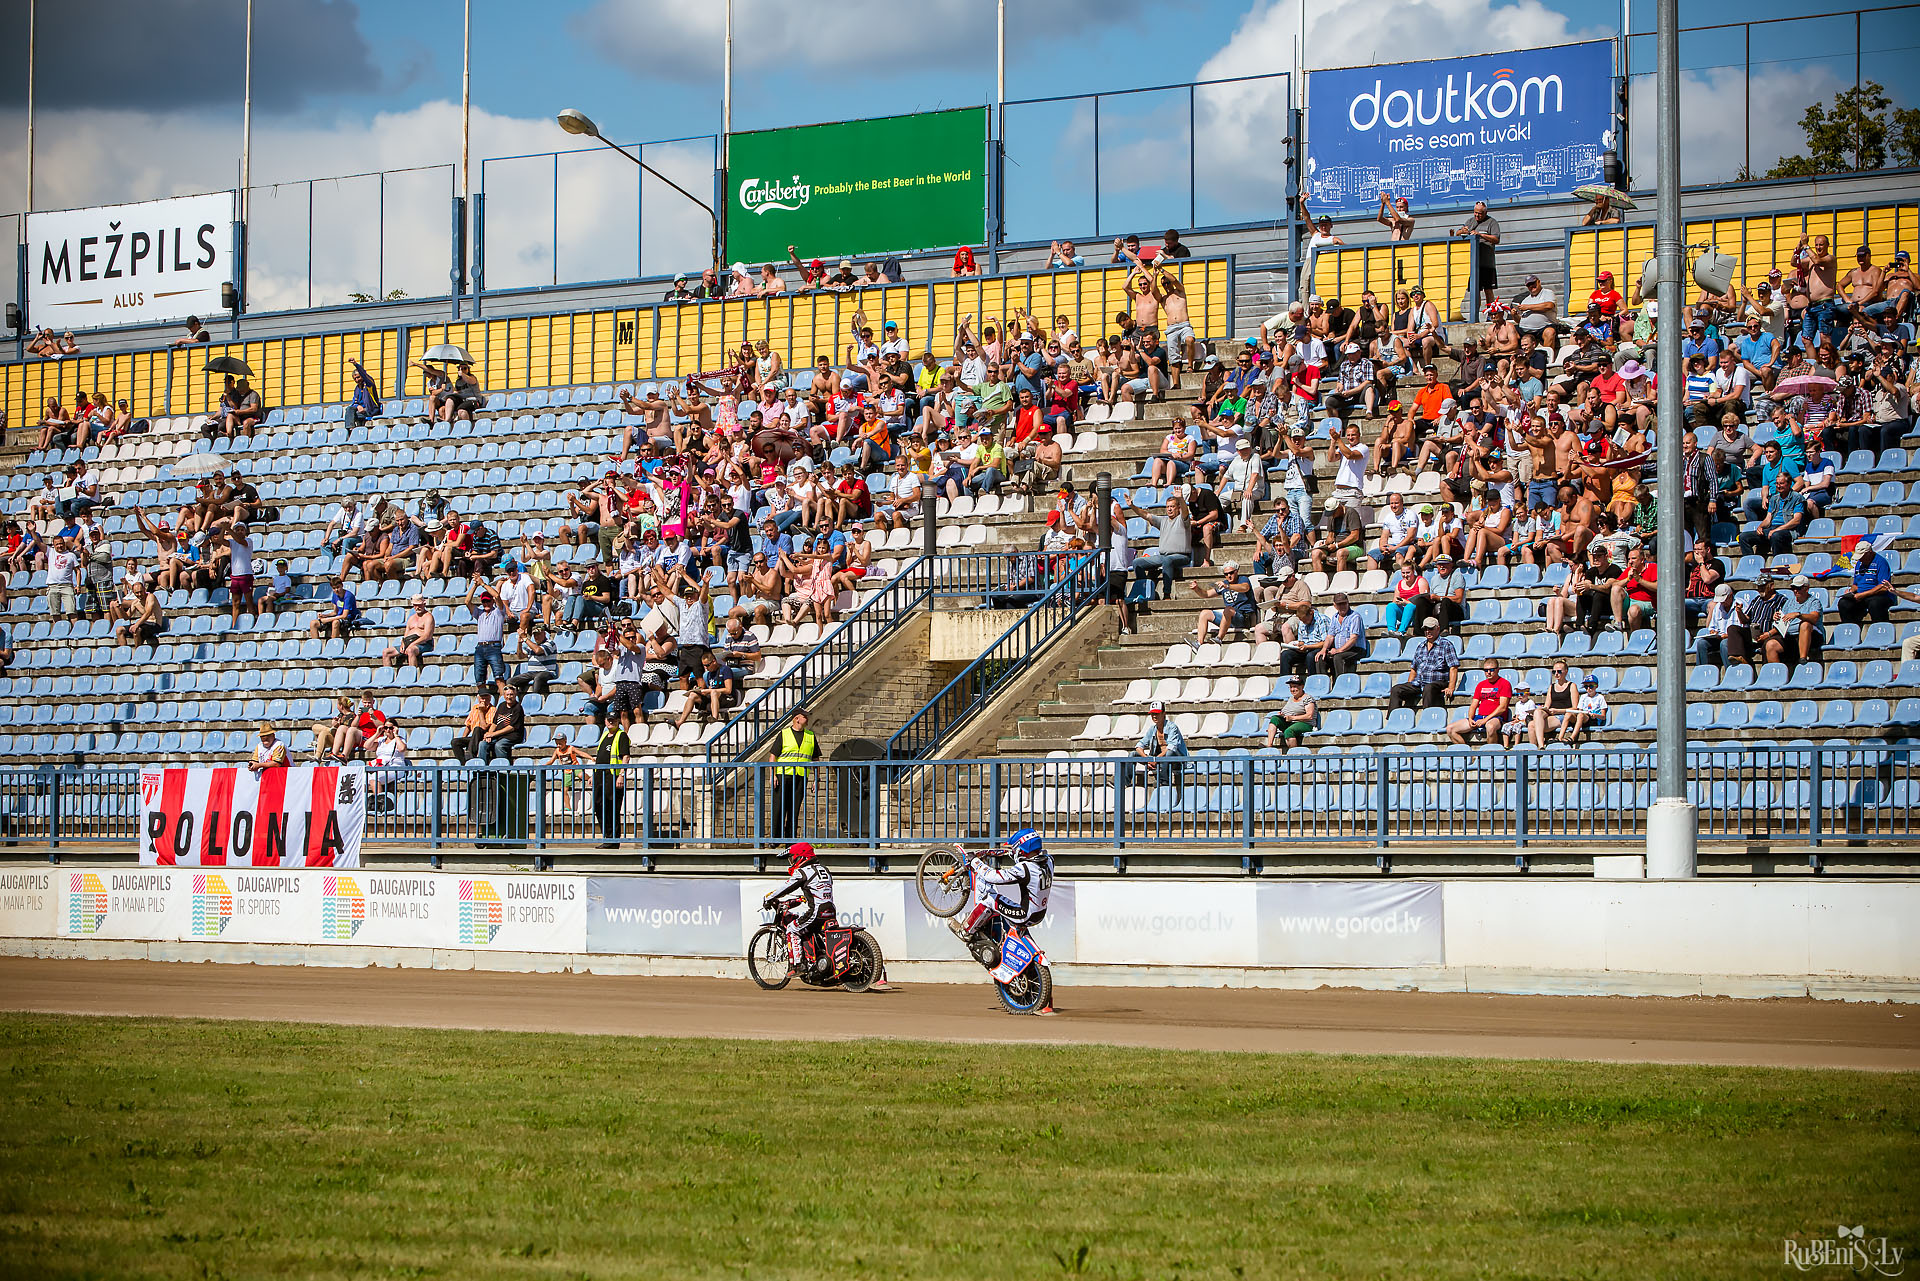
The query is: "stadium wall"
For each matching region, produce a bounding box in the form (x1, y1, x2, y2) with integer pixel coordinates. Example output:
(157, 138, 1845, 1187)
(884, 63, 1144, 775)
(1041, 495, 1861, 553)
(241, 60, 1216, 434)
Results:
(3, 869, 1914, 1000)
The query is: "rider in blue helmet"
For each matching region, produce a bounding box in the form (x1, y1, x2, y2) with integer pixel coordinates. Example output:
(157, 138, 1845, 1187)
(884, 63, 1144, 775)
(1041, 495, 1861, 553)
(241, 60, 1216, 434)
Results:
(952, 827, 1053, 940)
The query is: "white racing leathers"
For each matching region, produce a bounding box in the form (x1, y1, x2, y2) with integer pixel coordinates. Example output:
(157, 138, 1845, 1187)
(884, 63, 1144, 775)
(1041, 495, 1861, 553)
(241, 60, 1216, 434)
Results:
(958, 854, 1052, 936)
(767, 862, 835, 966)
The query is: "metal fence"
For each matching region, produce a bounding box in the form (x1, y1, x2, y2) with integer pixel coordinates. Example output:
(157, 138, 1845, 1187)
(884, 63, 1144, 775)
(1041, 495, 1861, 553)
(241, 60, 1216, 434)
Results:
(241, 164, 457, 312)
(7, 746, 1911, 856)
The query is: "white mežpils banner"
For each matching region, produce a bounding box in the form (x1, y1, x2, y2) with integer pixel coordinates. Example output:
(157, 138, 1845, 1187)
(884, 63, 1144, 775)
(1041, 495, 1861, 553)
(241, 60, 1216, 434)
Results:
(138, 765, 366, 868)
(26, 192, 235, 331)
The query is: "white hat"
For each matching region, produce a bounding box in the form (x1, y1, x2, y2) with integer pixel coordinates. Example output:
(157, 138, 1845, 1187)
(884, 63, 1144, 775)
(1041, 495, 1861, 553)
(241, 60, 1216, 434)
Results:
(1148, 699, 1166, 713)
(1344, 342, 1360, 354)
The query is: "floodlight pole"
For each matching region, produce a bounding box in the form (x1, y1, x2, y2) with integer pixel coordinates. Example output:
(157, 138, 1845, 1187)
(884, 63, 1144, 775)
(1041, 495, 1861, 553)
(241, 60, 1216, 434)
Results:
(1647, 0, 1697, 878)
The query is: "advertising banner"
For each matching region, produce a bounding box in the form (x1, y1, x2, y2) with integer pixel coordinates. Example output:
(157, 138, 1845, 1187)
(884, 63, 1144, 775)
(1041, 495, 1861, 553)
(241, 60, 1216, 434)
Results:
(138, 765, 366, 869)
(26, 192, 235, 331)
(586, 877, 739, 956)
(1305, 41, 1614, 215)
(1075, 882, 1261, 966)
(725, 108, 987, 266)
(0, 869, 57, 938)
(57, 868, 190, 941)
(1255, 881, 1444, 967)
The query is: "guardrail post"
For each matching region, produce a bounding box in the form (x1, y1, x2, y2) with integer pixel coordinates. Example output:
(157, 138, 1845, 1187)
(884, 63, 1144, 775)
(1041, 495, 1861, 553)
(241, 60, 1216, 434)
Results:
(429, 766, 442, 855)
(1112, 758, 1127, 848)
(450, 195, 465, 321)
(1809, 746, 1824, 848)
(922, 479, 938, 559)
(988, 761, 1001, 844)
(752, 765, 765, 845)
(640, 767, 654, 851)
(46, 770, 61, 856)
(531, 764, 547, 865)
(1374, 754, 1389, 848)
(1514, 752, 1529, 849)
(471, 193, 486, 318)
(1240, 754, 1254, 848)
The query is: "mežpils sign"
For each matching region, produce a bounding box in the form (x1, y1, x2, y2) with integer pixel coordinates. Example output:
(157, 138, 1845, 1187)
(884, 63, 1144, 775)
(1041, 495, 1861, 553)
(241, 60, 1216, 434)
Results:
(26, 191, 235, 331)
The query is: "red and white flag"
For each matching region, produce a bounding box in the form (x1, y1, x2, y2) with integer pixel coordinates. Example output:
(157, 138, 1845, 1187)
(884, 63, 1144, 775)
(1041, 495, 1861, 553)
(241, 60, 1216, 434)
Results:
(139, 765, 366, 868)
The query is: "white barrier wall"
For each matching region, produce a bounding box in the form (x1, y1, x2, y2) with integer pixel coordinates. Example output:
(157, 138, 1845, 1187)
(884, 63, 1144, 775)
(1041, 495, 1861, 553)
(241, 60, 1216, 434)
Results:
(3, 870, 1916, 985)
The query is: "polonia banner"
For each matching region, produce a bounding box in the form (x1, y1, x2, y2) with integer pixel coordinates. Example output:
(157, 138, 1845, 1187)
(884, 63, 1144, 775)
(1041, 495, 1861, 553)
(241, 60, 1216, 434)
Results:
(138, 765, 367, 868)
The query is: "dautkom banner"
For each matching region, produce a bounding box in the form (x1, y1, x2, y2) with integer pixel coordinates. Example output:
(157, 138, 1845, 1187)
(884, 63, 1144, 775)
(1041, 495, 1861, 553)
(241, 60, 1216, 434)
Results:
(26, 192, 235, 331)
(724, 108, 987, 266)
(139, 765, 367, 868)
(1305, 41, 1614, 215)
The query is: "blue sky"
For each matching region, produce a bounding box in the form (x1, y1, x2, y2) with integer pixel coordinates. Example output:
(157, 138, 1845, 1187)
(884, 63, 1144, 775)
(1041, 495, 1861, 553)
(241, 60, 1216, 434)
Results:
(0, 0, 1910, 308)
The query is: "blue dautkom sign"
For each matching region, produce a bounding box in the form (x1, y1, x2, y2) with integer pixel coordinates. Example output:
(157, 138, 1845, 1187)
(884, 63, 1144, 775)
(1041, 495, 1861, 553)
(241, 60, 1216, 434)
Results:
(1305, 41, 1615, 216)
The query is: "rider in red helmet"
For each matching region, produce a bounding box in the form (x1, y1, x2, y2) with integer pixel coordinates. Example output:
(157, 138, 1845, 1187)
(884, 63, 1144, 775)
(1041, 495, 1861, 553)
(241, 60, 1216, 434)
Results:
(763, 842, 836, 974)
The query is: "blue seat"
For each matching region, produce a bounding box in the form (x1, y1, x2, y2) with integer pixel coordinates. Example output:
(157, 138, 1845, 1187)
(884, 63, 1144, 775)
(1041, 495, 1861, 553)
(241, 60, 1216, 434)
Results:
(1750, 700, 1785, 728)
(1821, 660, 1859, 688)
(1719, 664, 1754, 691)
(1715, 702, 1748, 728)
(1820, 699, 1855, 727)
(1872, 447, 1909, 473)
(1319, 710, 1352, 735)
(1864, 623, 1899, 651)
(1835, 482, 1872, 508)
(1829, 624, 1861, 651)
(1685, 703, 1713, 729)
(1610, 703, 1646, 731)
(1351, 709, 1384, 735)
(1414, 707, 1448, 734)
(1753, 662, 1789, 691)
(1686, 665, 1719, 692)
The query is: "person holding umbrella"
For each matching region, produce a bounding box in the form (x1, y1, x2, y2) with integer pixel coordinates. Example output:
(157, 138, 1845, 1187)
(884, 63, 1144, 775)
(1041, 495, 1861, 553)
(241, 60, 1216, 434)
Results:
(412, 357, 454, 419)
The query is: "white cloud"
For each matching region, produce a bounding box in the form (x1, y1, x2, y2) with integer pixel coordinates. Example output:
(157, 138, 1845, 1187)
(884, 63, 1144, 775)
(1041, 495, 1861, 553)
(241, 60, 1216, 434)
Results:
(1626, 63, 1849, 187)
(0, 101, 712, 316)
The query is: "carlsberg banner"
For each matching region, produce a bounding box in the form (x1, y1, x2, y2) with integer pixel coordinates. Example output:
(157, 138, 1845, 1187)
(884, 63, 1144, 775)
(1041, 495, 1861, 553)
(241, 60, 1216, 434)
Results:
(725, 108, 987, 266)
(1305, 41, 1614, 216)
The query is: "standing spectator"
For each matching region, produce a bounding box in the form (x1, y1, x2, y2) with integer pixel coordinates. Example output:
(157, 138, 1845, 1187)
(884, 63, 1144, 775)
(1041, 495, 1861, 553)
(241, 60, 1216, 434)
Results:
(1446, 658, 1511, 745)
(1390, 618, 1459, 710)
(1298, 203, 1344, 294)
(1377, 192, 1415, 241)
(471, 590, 508, 691)
(44, 537, 80, 621)
(1452, 200, 1502, 315)
(772, 708, 821, 838)
(224, 522, 257, 626)
(347, 358, 383, 426)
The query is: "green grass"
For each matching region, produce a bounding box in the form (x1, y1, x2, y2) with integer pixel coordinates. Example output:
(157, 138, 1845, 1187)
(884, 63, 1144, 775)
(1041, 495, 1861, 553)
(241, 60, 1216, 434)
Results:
(1, 1015, 1915, 1280)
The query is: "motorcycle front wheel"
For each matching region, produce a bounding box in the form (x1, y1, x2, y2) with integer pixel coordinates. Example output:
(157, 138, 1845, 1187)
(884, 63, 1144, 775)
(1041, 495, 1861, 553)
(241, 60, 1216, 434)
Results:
(995, 962, 1053, 1015)
(915, 844, 968, 917)
(840, 930, 884, 993)
(746, 926, 793, 990)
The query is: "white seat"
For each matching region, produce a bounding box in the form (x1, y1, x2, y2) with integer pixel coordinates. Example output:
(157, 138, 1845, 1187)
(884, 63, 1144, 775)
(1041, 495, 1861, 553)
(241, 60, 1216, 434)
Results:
(947, 495, 976, 519)
(1330, 571, 1359, 593)
(962, 523, 990, 546)
(1241, 675, 1273, 701)
(1109, 400, 1137, 421)
(1250, 641, 1281, 665)
(1084, 403, 1111, 424)
(1070, 432, 1100, 454)
(1193, 643, 1223, 666)
(767, 624, 796, 646)
(1357, 569, 1388, 592)
(1411, 472, 1442, 495)
(1075, 714, 1112, 740)
(883, 526, 913, 550)
(1173, 712, 1203, 737)
(672, 722, 704, 745)
(645, 722, 676, 747)
(1178, 676, 1211, 702)
(1156, 644, 1193, 669)
(972, 495, 1001, 518)
(1222, 641, 1252, 665)
(1304, 572, 1331, 594)
(1118, 678, 1153, 705)
(1150, 677, 1184, 704)
(937, 524, 963, 547)
(1384, 473, 1413, 494)
(661, 691, 689, 716)
(1110, 713, 1143, 740)
(1197, 711, 1232, 738)
(1205, 675, 1241, 703)
(793, 623, 822, 645)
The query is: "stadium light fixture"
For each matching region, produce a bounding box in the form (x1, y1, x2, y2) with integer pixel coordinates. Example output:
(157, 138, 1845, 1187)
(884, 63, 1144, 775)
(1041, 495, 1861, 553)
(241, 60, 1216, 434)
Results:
(555, 108, 720, 271)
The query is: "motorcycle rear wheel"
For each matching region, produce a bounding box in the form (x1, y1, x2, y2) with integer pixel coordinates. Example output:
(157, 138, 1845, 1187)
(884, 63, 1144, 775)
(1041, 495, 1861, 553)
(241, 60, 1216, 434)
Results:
(840, 930, 884, 993)
(915, 844, 968, 917)
(746, 926, 793, 990)
(995, 962, 1053, 1015)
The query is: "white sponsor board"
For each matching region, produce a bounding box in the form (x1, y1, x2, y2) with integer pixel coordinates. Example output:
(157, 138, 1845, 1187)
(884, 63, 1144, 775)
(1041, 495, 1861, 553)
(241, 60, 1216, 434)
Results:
(27, 192, 235, 331)
(0, 869, 59, 938)
(1075, 882, 1262, 966)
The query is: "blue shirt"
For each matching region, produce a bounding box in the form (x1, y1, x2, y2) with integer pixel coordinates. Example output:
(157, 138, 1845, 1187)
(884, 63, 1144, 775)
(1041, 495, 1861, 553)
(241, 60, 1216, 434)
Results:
(1765, 488, 1805, 529)
(1853, 550, 1891, 594)
(332, 588, 360, 619)
(1734, 333, 1777, 367)
(1328, 609, 1368, 653)
(1680, 336, 1721, 363)
(1137, 718, 1188, 757)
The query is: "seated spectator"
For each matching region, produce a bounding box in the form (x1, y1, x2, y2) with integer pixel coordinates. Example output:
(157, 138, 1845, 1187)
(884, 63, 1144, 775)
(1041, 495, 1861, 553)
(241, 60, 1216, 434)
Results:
(1273, 602, 1330, 678)
(1411, 555, 1466, 633)
(442, 363, 485, 422)
(1836, 541, 1895, 626)
(1388, 618, 1459, 710)
(307, 576, 361, 639)
(475, 685, 525, 763)
(309, 696, 359, 763)
(1739, 472, 1813, 556)
(677, 650, 742, 727)
(1133, 701, 1187, 787)
(1132, 495, 1193, 599)
(1317, 593, 1368, 676)
(450, 691, 495, 763)
(1777, 573, 1827, 666)
(511, 624, 560, 697)
(112, 579, 166, 649)
(248, 722, 288, 774)
(1252, 498, 1310, 579)
(1264, 674, 1318, 750)
(1382, 560, 1428, 635)
(1190, 562, 1256, 645)
(1557, 677, 1608, 745)
(1607, 546, 1658, 634)
(1446, 658, 1511, 746)
(347, 358, 383, 426)
(382, 596, 436, 671)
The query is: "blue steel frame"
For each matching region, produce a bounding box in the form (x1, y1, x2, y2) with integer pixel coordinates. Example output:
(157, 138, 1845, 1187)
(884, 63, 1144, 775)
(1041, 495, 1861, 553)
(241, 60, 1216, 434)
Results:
(9, 745, 1911, 857)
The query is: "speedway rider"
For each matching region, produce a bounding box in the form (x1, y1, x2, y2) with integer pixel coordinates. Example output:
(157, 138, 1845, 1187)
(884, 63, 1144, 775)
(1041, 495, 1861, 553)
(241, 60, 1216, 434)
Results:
(951, 827, 1053, 943)
(764, 842, 835, 974)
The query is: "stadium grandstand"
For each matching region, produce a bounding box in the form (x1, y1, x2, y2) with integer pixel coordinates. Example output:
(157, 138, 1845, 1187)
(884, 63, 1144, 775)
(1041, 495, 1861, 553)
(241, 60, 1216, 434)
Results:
(2, 76, 1918, 864)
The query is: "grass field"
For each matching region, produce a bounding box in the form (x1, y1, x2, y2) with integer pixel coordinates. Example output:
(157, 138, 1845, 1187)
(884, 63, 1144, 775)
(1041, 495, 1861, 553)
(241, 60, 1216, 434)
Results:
(1, 1014, 1915, 1280)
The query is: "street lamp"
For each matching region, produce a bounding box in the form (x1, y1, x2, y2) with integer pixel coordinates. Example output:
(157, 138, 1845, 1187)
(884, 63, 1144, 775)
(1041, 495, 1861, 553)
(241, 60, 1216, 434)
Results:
(556, 108, 720, 273)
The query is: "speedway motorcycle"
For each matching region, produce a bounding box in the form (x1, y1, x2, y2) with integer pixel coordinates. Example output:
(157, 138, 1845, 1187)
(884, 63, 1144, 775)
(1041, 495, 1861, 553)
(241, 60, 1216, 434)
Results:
(746, 884, 884, 994)
(915, 844, 1054, 1015)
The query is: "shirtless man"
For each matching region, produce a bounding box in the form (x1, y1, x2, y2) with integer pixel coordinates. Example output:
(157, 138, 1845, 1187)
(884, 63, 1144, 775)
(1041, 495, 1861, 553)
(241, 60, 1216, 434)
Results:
(614, 388, 671, 459)
(1797, 232, 1840, 352)
(1871, 251, 1914, 323)
(1114, 242, 1161, 332)
(1152, 258, 1195, 369)
(672, 384, 713, 446)
(382, 596, 436, 671)
(1520, 414, 1565, 511)
(1842, 245, 1884, 323)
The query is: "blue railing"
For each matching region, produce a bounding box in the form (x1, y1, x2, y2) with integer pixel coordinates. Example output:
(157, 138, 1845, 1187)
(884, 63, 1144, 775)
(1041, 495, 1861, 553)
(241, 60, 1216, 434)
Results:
(9, 746, 1911, 856)
(888, 551, 1106, 760)
(704, 552, 1060, 764)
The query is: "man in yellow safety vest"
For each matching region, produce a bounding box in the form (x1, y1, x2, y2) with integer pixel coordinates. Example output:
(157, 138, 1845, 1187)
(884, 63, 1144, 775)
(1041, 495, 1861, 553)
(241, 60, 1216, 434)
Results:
(773, 707, 821, 839)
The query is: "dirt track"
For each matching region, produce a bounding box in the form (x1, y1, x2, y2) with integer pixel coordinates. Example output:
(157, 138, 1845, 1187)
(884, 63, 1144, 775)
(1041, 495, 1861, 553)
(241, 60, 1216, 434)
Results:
(2, 957, 1915, 1070)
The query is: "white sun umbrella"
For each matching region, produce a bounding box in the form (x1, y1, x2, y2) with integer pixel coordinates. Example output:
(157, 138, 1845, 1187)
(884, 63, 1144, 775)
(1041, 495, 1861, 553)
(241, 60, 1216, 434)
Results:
(421, 344, 474, 364)
(168, 452, 233, 480)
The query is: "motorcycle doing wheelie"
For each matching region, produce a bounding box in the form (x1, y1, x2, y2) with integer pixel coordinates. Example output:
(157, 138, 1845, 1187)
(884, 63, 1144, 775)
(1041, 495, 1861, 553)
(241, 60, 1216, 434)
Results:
(747, 882, 885, 993)
(915, 843, 1054, 1015)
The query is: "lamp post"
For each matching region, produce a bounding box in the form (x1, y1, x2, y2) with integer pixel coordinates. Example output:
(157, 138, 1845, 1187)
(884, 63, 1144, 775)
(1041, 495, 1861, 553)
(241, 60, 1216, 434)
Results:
(556, 108, 721, 273)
